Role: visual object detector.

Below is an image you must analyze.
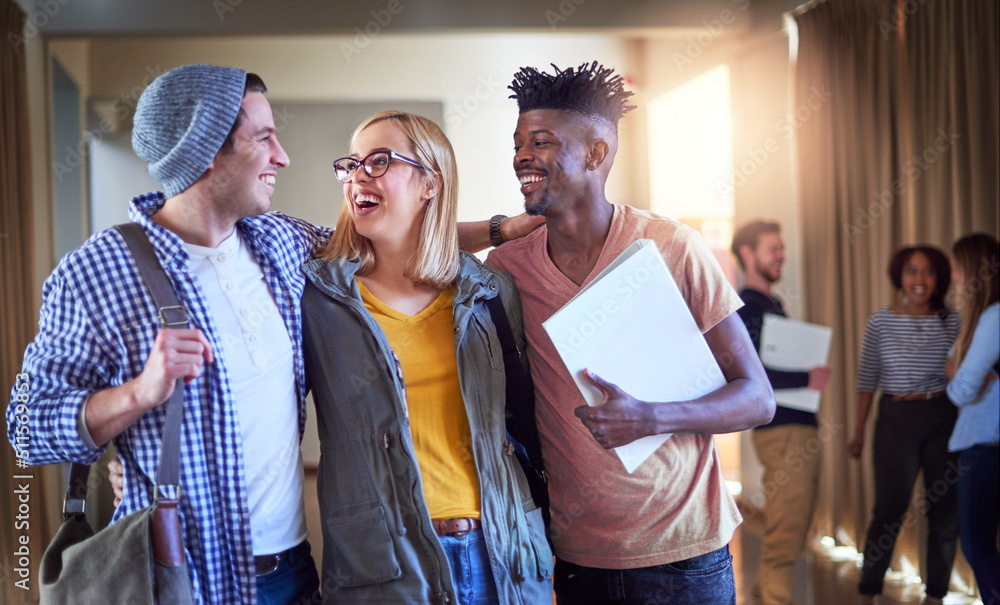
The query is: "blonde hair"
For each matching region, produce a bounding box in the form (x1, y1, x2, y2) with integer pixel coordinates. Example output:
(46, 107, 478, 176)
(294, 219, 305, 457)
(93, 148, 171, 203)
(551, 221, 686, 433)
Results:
(318, 111, 459, 288)
(952, 233, 1000, 367)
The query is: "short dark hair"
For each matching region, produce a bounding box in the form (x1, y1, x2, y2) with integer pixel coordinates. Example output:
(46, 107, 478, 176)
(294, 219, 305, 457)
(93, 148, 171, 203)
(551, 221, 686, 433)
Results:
(222, 73, 268, 150)
(731, 220, 780, 271)
(508, 61, 635, 128)
(888, 245, 951, 317)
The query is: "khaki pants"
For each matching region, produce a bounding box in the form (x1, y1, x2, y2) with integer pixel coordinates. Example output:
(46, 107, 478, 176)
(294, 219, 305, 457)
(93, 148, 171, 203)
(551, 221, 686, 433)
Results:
(751, 425, 822, 605)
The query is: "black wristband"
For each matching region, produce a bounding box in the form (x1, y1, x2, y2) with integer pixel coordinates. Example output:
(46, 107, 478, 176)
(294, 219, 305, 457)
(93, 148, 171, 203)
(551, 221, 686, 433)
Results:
(489, 214, 507, 247)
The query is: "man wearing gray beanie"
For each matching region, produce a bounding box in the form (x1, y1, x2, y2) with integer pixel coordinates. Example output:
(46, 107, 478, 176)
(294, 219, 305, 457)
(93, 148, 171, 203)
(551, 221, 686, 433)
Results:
(9, 64, 327, 605)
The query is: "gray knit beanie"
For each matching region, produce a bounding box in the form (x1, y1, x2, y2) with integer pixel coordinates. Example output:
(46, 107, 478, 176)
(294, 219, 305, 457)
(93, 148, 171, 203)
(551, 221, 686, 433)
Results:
(132, 64, 247, 197)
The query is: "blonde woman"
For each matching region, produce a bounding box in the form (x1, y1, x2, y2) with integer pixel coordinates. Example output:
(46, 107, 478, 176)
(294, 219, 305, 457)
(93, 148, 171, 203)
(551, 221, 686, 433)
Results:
(946, 233, 999, 602)
(300, 111, 553, 603)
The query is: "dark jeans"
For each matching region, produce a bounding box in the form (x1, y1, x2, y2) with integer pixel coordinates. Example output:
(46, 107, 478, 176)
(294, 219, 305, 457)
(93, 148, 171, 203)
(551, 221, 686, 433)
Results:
(256, 541, 321, 605)
(958, 444, 1000, 604)
(553, 545, 735, 604)
(858, 395, 960, 599)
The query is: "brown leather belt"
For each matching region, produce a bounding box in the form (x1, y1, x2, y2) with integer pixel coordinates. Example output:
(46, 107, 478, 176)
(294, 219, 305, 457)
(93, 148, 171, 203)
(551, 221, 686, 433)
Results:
(255, 540, 309, 576)
(890, 389, 947, 402)
(432, 517, 481, 538)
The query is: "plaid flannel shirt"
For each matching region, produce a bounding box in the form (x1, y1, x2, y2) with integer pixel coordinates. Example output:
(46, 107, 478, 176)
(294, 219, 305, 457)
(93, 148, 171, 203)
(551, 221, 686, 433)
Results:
(7, 192, 331, 604)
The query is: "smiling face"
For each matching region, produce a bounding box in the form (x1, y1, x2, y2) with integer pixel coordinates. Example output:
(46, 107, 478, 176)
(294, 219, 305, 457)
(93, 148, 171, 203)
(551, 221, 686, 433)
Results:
(512, 109, 595, 216)
(901, 251, 937, 306)
(748, 232, 785, 283)
(206, 92, 289, 220)
(342, 120, 432, 248)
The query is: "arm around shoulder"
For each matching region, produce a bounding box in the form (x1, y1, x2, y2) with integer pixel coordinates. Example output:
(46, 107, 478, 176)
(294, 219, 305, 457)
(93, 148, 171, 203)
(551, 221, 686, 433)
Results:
(458, 213, 545, 254)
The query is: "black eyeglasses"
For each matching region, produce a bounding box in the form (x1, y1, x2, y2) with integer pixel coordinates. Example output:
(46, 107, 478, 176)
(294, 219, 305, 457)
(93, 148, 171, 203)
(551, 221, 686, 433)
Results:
(332, 151, 424, 183)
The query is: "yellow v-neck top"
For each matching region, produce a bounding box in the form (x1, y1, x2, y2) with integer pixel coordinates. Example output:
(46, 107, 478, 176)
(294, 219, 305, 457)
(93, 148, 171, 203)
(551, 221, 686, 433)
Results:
(356, 279, 481, 520)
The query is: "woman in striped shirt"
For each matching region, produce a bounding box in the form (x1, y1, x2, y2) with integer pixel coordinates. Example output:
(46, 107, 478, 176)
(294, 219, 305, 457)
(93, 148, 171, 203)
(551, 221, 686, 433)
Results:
(848, 245, 961, 605)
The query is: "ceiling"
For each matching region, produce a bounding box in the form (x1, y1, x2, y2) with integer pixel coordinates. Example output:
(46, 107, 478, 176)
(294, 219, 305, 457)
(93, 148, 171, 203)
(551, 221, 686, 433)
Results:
(16, 0, 796, 38)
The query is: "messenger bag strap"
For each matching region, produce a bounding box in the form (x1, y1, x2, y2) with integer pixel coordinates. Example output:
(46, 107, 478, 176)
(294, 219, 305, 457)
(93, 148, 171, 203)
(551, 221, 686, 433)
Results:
(484, 293, 545, 476)
(62, 223, 189, 518)
(63, 463, 91, 519)
(114, 222, 188, 492)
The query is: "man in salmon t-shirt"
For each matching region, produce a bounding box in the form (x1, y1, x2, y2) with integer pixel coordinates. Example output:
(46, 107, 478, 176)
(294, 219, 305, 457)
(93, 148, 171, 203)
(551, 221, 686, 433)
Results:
(486, 62, 776, 604)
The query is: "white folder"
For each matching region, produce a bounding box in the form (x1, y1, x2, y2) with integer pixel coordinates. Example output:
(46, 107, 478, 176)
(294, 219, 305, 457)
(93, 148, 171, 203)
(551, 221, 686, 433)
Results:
(759, 313, 832, 413)
(542, 239, 726, 473)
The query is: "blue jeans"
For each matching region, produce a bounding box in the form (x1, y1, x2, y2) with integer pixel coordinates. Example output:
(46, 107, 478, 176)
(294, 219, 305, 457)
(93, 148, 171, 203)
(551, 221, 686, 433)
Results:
(438, 528, 500, 605)
(553, 545, 736, 604)
(255, 541, 321, 605)
(958, 445, 999, 604)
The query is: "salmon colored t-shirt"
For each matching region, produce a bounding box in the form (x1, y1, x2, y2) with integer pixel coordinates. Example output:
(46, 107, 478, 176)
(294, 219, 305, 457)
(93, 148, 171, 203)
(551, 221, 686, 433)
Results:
(486, 204, 743, 568)
(357, 280, 482, 521)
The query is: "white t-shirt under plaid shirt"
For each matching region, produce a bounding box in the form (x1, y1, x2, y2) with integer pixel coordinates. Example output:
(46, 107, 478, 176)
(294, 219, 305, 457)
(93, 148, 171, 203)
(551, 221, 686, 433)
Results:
(183, 229, 307, 556)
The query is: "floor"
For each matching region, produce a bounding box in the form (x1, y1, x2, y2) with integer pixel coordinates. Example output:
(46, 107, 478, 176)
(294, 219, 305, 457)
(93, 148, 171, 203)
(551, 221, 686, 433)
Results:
(733, 511, 984, 605)
(302, 471, 986, 604)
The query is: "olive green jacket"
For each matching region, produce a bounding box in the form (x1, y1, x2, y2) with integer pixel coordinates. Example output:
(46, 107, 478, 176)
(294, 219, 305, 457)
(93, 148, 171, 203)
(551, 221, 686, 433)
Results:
(301, 252, 553, 604)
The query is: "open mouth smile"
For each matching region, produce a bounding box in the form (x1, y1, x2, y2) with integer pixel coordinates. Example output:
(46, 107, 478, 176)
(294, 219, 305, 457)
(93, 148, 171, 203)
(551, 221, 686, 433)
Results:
(353, 192, 382, 210)
(517, 172, 546, 194)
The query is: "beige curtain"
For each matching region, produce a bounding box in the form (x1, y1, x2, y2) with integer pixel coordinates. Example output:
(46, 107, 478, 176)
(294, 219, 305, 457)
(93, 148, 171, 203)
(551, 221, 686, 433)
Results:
(795, 0, 998, 598)
(1, 2, 59, 604)
(899, 0, 999, 242)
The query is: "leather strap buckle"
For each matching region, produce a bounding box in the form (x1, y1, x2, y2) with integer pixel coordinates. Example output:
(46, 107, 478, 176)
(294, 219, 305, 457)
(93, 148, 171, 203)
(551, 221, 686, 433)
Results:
(158, 305, 189, 327)
(432, 517, 481, 538)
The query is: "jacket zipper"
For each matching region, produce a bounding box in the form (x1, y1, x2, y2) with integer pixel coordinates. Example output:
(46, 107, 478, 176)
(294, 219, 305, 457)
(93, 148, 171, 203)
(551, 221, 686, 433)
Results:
(307, 266, 499, 602)
(337, 294, 453, 593)
(341, 296, 410, 415)
(379, 431, 407, 536)
(469, 310, 526, 584)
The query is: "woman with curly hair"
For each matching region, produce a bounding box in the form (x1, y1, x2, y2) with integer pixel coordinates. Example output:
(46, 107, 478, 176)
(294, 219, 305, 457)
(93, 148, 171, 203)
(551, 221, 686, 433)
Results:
(848, 245, 961, 605)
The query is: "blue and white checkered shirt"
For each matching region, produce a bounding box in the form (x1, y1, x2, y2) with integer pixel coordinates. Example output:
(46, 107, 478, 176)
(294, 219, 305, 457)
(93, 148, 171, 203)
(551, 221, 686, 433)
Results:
(8, 192, 331, 604)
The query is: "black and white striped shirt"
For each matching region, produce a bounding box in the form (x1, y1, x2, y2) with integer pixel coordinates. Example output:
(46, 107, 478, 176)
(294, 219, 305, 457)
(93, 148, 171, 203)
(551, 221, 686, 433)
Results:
(856, 306, 961, 395)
